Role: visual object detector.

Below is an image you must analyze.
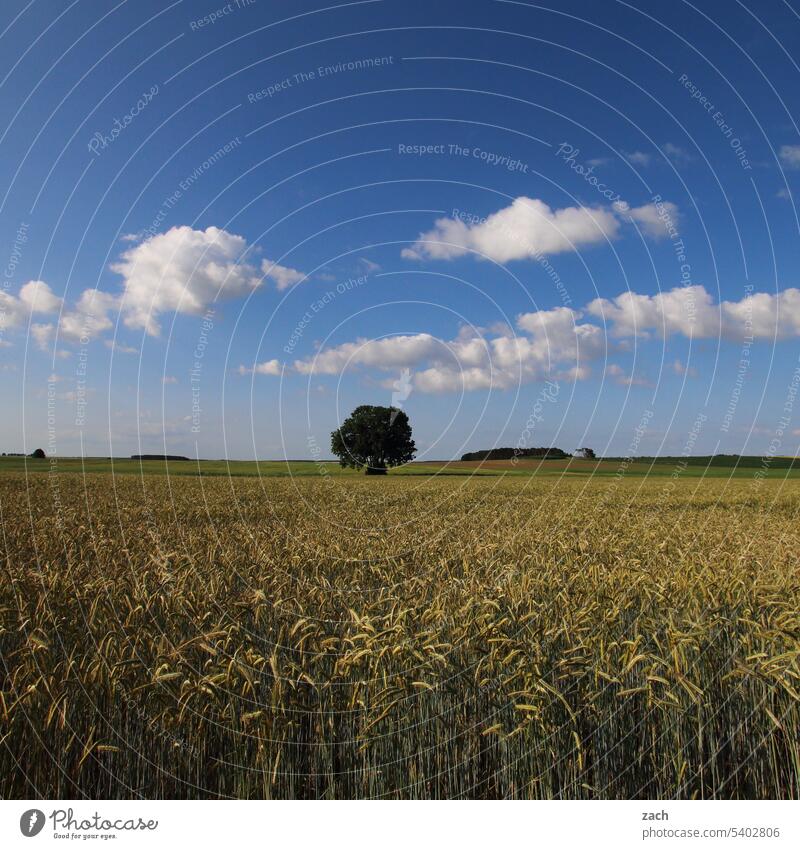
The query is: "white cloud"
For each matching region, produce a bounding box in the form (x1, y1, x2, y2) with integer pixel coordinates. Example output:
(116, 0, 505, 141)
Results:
(287, 284, 800, 393)
(403, 196, 677, 264)
(19, 280, 62, 313)
(780, 145, 800, 169)
(516, 305, 606, 362)
(0, 280, 61, 335)
(293, 310, 606, 393)
(722, 288, 800, 339)
(624, 201, 679, 238)
(60, 289, 119, 343)
(625, 151, 652, 167)
(31, 288, 119, 351)
(3, 228, 306, 350)
(403, 197, 620, 262)
(238, 359, 282, 376)
(111, 226, 263, 335)
(410, 316, 603, 392)
(587, 285, 718, 339)
(162, 375, 178, 384)
(261, 259, 305, 291)
(295, 334, 441, 375)
(588, 284, 800, 341)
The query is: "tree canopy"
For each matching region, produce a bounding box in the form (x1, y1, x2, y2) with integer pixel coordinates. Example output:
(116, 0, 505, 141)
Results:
(330, 405, 416, 474)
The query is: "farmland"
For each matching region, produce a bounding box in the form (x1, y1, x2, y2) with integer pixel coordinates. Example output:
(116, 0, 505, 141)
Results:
(4, 454, 800, 478)
(1, 470, 799, 798)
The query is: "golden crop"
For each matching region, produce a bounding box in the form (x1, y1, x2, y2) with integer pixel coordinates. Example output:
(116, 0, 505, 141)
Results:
(1, 471, 799, 798)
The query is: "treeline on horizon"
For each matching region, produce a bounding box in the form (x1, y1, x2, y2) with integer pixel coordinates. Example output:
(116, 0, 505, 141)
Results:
(458, 449, 800, 469)
(460, 447, 572, 461)
(609, 454, 800, 469)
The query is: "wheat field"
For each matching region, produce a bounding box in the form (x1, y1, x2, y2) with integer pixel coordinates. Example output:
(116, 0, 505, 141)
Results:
(1, 470, 799, 799)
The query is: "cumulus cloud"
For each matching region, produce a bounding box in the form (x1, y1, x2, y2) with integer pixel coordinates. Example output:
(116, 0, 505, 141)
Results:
(588, 284, 800, 341)
(587, 285, 719, 339)
(238, 359, 282, 376)
(261, 259, 305, 291)
(110, 227, 305, 330)
(111, 226, 265, 335)
(723, 288, 800, 339)
(625, 151, 652, 167)
(61, 290, 120, 343)
(295, 334, 442, 376)
(33, 288, 121, 351)
(0, 280, 61, 335)
(402, 197, 620, 262)
(283, 283, 800, 394)
(623, 201, 679, 239)
(19, 280, 62, 313)
(4, 227, 307, 351)
(516, 305, 606, 363)
(402, 196, 677, 263)
(293, 310, 606, 393)
(25, 228, 308, 352)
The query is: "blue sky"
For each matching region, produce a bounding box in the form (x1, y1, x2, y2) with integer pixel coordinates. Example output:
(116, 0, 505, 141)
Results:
(3, 0, 800, 460)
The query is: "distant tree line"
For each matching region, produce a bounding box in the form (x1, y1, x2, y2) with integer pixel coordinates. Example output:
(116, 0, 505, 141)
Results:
(2, 449, 46, 458)
(613, 454, 800, 469)
(461, 447, 572, 461)
(131, 455, 190, 461)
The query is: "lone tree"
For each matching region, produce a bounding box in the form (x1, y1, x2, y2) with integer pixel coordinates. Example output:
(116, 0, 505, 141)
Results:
(575, 447, 596, 459)
(331, 405, 416, 475)
(30, 448, 46, 459)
